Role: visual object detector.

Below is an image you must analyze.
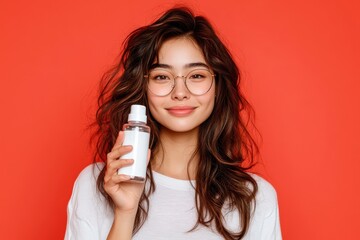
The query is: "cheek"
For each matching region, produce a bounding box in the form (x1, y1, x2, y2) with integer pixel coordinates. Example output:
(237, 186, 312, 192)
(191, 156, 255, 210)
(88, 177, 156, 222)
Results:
(206, 98, 215, 117)
(147, 96, 155, 114)
(202, 90, 216, 113)
(147, 95, 161, 120)
(195, 97, 215, 125)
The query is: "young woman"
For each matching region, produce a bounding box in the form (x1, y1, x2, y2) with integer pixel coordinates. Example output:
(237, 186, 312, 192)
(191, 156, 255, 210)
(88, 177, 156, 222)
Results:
(65, 7, 281, 240)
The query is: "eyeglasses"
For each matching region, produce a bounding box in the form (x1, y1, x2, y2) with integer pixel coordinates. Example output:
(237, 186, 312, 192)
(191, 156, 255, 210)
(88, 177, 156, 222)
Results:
(145, 68, 215, 96)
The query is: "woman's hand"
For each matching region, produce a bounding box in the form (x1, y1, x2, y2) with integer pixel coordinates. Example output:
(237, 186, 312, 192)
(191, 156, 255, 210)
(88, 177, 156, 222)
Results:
(103, 131, 150, 214)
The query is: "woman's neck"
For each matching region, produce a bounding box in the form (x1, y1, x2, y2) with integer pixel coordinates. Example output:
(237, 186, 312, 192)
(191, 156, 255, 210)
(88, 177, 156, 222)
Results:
(151, 128, 199, 180)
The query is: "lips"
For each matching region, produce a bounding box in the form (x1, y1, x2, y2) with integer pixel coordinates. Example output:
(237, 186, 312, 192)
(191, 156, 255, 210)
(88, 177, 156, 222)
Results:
(166, 106, 196, 116)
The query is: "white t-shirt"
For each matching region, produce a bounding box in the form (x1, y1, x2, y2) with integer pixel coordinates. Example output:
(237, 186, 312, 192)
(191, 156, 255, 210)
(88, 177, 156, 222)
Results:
(65, 163, 281, 239)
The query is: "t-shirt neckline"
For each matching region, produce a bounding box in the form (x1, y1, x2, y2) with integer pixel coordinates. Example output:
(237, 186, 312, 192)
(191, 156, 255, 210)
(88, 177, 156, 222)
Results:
(152, 170, 196, 191)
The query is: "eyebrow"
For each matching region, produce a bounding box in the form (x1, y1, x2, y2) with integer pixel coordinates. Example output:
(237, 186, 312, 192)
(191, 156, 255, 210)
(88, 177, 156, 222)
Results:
(149, 62, 210, 70)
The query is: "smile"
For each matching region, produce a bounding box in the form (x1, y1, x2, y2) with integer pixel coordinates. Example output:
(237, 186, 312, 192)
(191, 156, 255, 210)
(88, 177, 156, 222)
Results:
(166, 106, 197, 117)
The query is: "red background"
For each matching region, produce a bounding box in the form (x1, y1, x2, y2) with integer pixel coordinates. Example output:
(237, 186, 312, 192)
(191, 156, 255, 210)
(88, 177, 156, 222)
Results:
(1, 0, 359, 239)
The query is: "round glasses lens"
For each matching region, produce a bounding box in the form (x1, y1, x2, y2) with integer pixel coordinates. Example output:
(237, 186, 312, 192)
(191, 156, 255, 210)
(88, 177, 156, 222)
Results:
(185, 69, 213, 95)
(147, 69, 174, 96)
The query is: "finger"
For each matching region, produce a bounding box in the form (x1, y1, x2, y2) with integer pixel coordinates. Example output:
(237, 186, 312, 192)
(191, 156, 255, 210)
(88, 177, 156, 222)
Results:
(109, 159, 134, 172)
(105, 159, 134, 179)
(111, 143, 133, 155)
(111, 131, 124, 151)
(107, 145, 132, 164)
(104, 174, 131, 189)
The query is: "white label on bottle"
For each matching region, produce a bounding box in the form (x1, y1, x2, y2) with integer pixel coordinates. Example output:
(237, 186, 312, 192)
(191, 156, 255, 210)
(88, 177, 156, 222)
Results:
(117, 130, 150, 179)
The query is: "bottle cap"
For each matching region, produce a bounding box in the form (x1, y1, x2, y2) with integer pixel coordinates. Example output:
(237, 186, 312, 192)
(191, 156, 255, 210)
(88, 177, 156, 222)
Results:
(128, 105, 147, 123)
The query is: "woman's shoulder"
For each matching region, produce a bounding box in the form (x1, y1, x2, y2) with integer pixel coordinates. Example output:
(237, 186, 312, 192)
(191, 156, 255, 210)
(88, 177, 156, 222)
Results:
(75, 162, 105, 184)
(250, 173, 277, 197)
(65, 163, 113, 239)
(244, 173, 282, 238)
(249, 173, 279, 217)
(71, 162, 105, 198)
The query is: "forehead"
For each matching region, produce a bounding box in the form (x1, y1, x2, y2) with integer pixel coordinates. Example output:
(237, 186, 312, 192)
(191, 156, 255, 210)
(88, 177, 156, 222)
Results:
(156, 37, 207, 69)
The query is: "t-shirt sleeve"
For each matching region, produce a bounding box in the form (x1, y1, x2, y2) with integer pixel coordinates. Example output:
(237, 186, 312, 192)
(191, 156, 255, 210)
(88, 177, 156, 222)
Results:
(260, 189, 281, 239)
(64, 163, 106, 240)
(254, 175, 282, 240)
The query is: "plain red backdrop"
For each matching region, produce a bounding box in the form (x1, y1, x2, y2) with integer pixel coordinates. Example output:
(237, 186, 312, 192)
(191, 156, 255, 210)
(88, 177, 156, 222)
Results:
(1, 0, 359, 239)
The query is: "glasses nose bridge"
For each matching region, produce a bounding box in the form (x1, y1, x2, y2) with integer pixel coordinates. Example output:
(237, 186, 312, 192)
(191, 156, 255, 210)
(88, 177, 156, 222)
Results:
(171, 74, 191, 95)
(172, 74, 188, 87)
(173, 74, 186, 82)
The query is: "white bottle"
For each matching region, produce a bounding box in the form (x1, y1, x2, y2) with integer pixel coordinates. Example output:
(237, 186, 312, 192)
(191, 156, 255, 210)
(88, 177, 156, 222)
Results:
(118, 105, 150, 182)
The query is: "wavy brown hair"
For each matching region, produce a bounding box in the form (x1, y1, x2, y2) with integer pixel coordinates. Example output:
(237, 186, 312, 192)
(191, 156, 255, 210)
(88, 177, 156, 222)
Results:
(92, 7, 259, 240)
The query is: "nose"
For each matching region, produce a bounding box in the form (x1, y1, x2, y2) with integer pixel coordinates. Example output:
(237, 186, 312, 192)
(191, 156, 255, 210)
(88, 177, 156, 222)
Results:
(171, 76, 190, 100)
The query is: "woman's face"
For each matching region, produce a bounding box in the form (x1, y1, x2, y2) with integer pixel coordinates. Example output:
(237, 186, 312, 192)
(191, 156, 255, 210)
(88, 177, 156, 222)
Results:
(147, 37, 216, 134)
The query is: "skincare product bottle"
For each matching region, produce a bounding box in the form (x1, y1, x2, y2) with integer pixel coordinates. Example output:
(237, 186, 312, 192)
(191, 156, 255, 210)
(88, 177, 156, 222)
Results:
(118, 104, 150, 182)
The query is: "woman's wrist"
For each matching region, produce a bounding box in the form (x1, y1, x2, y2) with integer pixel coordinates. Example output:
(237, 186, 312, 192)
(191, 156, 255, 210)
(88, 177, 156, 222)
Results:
(107, 208, 137, 240)
(114, 207, 138, 220)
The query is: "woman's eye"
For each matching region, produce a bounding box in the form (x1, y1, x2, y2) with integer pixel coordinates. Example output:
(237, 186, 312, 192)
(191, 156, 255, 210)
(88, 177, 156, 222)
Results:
(190, 74, 204, 79)
(154, 75, 169, 80)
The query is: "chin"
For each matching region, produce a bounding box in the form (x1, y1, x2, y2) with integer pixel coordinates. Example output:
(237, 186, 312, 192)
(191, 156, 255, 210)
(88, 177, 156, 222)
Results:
(161, 124, 199, 134)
